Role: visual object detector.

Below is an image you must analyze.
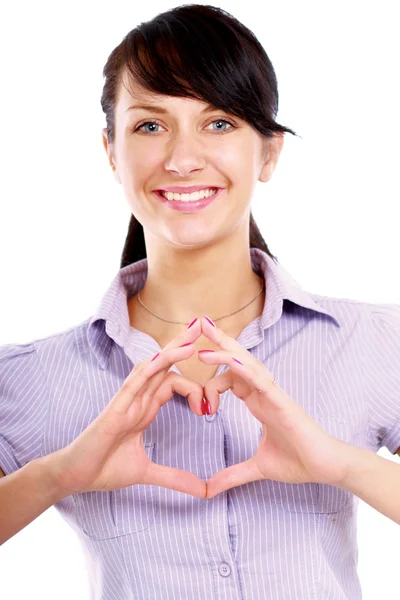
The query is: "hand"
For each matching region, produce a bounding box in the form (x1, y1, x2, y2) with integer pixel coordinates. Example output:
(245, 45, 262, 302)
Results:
(199, 316, 352, 499)
(49, 319, 208, 498)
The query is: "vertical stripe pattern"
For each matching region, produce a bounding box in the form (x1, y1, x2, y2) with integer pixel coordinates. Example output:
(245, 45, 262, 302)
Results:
(1, 248, 399, 599)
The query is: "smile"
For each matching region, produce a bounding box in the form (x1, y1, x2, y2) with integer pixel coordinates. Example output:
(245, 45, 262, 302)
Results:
(153, 188, 224, 213)
(159, 188, 218, 201)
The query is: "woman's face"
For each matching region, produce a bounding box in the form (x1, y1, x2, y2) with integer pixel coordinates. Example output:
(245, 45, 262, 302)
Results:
(103, 74, 284, 251)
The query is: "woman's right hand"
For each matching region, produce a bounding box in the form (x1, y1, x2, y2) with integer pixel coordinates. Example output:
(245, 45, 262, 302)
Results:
(48, 318, 208, 499)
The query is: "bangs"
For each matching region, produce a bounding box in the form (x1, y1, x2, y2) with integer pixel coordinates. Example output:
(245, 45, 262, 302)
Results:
(121, 6, 276, 127)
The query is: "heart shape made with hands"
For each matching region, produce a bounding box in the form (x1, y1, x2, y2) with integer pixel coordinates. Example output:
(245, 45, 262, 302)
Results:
(168, 316, 351, 500)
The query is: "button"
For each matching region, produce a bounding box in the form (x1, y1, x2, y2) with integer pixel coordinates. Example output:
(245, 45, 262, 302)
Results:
(218, 563, 231, 577)
(205, 412, 216, 422)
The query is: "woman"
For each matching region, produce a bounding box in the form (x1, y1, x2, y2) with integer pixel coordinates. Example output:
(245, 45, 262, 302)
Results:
(1, 4, 399, 599)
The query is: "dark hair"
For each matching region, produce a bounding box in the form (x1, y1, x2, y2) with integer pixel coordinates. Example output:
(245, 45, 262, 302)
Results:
(100, 4, 300, 269)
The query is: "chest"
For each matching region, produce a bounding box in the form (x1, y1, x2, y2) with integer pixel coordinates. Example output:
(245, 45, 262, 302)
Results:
(128, 298, 246, 387)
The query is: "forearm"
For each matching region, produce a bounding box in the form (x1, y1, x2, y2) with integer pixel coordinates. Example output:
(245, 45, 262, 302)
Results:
(0, 454, 69, 545)
(337, 443, 400, 525)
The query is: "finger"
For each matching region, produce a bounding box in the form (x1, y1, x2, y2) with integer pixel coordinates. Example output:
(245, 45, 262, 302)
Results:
(135, 316, 202, 377)
(126, 317, 203, 406)
(206, 459, 263, 499)
(123, 316, 202, 396)
(200, 315, 247, 355)
(142, 461, 207, 499)
(199, 349, 266, 406)
(202, 368, 248, 408)
(162, 316, 202, 351)
(199, 348, 287, 415)
(198, 349, 250, 371)
(145, 371, 206, 417)
(112, 343, 197, 415)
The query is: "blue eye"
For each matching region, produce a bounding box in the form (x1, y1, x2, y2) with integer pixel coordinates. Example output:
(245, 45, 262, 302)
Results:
(134, 118, 235, 135)
(208, 119, 234, 132)
(136, 122, 163, 134)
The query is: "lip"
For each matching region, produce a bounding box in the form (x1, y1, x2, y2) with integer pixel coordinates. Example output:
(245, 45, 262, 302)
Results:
(153, 188, 223, 212)
(155, 185, 221, 194)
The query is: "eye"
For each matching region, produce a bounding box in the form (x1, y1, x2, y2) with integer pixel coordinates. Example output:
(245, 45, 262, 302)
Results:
(134, 118, 236, 136)
(134, 121, 166, 135)
(206, 119, 235, 133)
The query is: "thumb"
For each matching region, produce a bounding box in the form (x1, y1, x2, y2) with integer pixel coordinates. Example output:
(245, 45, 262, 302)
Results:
(142, 462, 207, 499)
(206, 459, 262, 499)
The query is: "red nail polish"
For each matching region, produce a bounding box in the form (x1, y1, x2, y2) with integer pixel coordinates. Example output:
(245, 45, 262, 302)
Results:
(233, 358, 244, 365)
(151, 352, 160, 362)
(198, 349, 215, 354)
(206, 400, 212, 415)
(187, 317, 198, 329)
(179, 343, 192, 348)
(201, 397, 208, 415)
(204, 315, 216, 327)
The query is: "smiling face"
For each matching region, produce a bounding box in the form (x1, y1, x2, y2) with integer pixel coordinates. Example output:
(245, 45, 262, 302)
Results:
(102, 72, 284, 251)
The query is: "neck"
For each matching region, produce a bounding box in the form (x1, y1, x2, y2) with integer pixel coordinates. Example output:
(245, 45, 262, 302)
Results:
(131, 232, 265, 330)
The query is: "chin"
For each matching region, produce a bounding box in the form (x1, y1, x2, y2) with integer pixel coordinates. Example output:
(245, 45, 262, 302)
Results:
(166, 222, 216, 241)
(166, 231, 218, 250)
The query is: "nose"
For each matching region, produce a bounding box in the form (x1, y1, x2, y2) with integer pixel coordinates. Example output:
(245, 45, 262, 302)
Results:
(163, 130, 207, 176)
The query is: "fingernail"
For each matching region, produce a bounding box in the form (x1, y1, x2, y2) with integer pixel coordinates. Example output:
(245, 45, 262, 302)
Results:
(186, 317, 198, 329)
(198, 349, 215, 354)
(201, 397, 208, 415)
(233, 358, 244, 365)
(151, 352, 160, 362)
(179, 343, 192, 348)
(204, 315, 216, 327)
(206, 400, 212, 415)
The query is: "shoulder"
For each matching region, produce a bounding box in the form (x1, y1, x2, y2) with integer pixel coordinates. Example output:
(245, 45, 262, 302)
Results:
(310, 296, 400, 456)
(306, 291, 370, 329)
(0, 342, 37, 376)
(0, 317, 92, 368)
(367, 301, 400, 326)
(309, 292, 400, 328)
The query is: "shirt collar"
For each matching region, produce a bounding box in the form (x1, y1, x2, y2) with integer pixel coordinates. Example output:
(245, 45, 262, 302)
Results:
(87, 248, 341, 370)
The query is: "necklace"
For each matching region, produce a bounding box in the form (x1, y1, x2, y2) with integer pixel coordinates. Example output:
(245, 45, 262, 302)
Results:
(137, 280, 265, 326)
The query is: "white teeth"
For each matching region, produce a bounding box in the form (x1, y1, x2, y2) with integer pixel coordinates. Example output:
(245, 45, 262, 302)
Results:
(160, 188, 218, 201)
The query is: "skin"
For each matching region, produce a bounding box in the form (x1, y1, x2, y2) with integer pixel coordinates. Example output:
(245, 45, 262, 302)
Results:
(102, 71, 284, 336)
(48, 316, 350, 500)
(97, 72, 354, 500)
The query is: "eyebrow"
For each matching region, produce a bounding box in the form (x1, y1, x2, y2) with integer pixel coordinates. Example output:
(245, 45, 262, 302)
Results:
(125, 103, 220, 114)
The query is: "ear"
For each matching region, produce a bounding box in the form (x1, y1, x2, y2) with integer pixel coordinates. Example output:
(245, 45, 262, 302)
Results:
(258, 132, 284, 183)
(102, 128, 121, 184)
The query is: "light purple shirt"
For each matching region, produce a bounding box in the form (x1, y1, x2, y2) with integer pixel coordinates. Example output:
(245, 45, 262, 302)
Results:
(1, 247, 399, 599)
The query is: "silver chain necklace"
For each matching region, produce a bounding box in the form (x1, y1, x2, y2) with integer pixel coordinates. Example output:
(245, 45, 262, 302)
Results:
(137, 280, 265, 326)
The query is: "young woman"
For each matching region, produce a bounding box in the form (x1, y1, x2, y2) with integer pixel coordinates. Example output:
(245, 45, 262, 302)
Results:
(1, 4, 399, 599)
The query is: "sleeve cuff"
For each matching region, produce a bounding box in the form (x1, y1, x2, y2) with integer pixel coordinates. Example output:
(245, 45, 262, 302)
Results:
(381, 417, 400, 455)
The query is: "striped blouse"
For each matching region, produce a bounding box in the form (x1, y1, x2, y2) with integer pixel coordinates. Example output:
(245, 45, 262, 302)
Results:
(1, 247, 399, 599)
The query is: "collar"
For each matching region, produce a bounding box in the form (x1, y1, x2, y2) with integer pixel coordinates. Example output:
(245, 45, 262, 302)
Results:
(87, 248, 341, 370)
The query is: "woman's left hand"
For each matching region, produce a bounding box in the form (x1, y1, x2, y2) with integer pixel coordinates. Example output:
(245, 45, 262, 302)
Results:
(199, 316, 352, 500)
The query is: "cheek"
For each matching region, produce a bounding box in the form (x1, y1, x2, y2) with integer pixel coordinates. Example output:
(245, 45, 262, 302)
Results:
(214, 143, 253, 179)
(120, 155, 159, 193)
(214, 144, 240, 165)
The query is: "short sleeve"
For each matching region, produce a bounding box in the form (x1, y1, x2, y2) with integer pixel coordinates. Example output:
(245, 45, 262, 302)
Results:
(363, 302, 400, 455)
(0, 343, 49, 475)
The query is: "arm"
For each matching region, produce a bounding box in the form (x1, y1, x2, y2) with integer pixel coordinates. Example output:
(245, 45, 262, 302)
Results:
(0, 455, 69, 545)
(336, 443, 400, 525)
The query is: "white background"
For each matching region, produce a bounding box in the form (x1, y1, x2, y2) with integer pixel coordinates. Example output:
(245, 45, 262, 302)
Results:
(0, 0, 399, 598)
